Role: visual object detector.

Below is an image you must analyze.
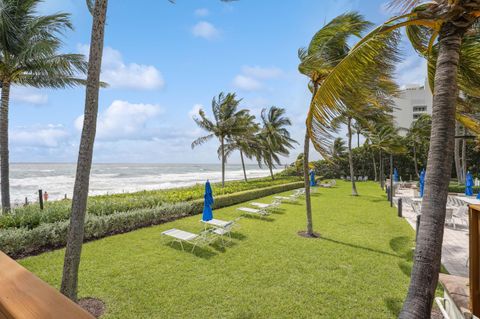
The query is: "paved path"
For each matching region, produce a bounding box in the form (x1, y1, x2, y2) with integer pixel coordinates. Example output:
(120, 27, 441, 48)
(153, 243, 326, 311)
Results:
(394, 188, 469, 277)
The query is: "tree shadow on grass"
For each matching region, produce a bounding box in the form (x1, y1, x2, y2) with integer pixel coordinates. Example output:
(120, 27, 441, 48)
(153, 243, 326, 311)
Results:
(230, 232, 247, 241)
(384, 297, 403, 317)
(389, 236, 414, 277)
(358, 195, 389, 203)
(321, 237, 401, 258)
(165, 241, 217, 259)
(241, 214, 275, 222)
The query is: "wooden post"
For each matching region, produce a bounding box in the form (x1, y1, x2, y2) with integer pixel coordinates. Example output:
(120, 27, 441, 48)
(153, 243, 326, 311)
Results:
(38, 189, 43, 210)
(24, 197, 28, 206)
(398, 198, 402, 218)
(469, 205, 480, 316)
(415, 214, 421, 243)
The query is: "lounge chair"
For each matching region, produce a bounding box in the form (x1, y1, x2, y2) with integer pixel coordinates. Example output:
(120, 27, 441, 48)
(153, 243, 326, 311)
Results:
(273, 195, 298, 202)
(201, 218, 241, 244)
(237, 207, 270, 216)
(161, 228, 213, 252)
(250, 200, 281, 211)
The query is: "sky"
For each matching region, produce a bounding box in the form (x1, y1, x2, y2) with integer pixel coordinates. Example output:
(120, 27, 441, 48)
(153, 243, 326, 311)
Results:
(9, 0, 428, 164)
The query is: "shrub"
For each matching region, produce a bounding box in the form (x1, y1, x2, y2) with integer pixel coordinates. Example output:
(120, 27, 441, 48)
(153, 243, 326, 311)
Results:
(0, 176, 301, 230)
(448, 184, 480, 194)
(0, 181, 304, 258)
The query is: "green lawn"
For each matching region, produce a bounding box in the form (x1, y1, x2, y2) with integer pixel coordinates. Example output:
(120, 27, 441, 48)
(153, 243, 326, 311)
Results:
(20, 181, 415, 318)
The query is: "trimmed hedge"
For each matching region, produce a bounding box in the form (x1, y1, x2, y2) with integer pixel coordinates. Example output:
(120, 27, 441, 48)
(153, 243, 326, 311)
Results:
(448, 184, 480, 194)
(0, 176, 300, 230)
(0, 181, 304, 258)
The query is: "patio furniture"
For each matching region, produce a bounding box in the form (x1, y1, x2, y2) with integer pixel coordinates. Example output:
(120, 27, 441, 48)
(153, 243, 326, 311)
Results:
(274, 195, 298, 202)
(445, 207, 456, 229)
(250, 200, 281, 211)
(201, 218, 240, 244)
(161, 228, 213, 252)
(237, 207, 269, 216)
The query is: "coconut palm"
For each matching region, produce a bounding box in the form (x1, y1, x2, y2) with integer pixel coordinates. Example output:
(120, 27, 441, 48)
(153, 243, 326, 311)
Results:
(0, 0, 87, 212)
(258, 106, 296, 180)
(334, 2, 480, 315)
(192, 93, 249, 187)
(407, 114, 432, 178)
(60, 0, 108, 301)
(298, 12, 372, 233)
(221, 112, 260, 182)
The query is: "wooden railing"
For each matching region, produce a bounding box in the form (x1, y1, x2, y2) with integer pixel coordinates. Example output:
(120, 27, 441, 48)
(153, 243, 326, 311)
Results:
(0, 251, 94, 319)
(469, 204, 480, 316)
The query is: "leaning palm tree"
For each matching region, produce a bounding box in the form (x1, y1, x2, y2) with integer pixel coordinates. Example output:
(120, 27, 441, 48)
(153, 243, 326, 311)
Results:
(191, 93, 249, 187)
(0, 0, 87, 212)
(298, 13, 372, 233)
(332, 2, 480, 316)
(223, 113, 260, 182)
(61, 0, 108, 301)
(257, 106, 296, 180)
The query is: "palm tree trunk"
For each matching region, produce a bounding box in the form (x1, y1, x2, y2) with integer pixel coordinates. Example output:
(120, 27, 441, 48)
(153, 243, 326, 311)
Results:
(221, 137, 225, 187)
(240, 150, 247, 182)
(454, 122, 462, 184)
(357, 132, 360, 148)
(347, 118, 358, 196)
(60, 0, 108, 302)
(0, 81, 11, 213)
(400, 23, 464, 319)
(372, 153, 378, 182)
(303, 131, 313, 235)
(379, 151, 384, 189)
(462, 126, 467, 181)
(413, 142, 419, 178)
(269, 162, 274, 180)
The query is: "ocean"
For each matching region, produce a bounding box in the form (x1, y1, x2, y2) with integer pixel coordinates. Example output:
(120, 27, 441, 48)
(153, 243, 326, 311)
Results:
(6, 163, 280, 205)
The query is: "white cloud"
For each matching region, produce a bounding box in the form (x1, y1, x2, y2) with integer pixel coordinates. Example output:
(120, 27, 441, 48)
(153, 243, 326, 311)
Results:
(192, 21, 220, 40)
(194, 8, 209, 17)
(242, 66, 283, 79)
(78, 44, 164, 90)
(233, 75, 263, 91)
(75, 100, 163, 141)
(189, 104, 203, 118)
(232, 65, 283, 91)
(11, 88, 48, 105)
(11, 124, 69, 148)
(396, 55, 427, 87)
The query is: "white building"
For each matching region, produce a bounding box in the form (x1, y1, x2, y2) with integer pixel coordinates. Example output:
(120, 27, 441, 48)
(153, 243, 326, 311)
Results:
(392, 80, 433, 134)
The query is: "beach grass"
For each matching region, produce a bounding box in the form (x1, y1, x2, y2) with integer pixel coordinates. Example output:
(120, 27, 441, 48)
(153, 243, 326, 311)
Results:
(20, 181, 416, 318)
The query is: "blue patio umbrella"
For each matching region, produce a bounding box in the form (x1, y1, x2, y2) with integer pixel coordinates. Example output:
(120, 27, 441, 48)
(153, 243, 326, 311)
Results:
(202, 180, 214, 221)
(419, 169, 425, 198)
(309, 169, 316, 187)
(466, 171, 474, 196)
(393, 168, 399, 182)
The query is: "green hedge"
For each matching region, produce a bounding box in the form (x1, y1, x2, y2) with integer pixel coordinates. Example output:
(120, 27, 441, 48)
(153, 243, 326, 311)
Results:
(0, 181, 304, 258)
(0, 176, 300, 230)
(448, 185, 480, 194)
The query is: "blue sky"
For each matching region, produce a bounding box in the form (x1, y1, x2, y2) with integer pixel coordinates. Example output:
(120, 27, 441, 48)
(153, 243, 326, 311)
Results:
(9, 0, 427, 164)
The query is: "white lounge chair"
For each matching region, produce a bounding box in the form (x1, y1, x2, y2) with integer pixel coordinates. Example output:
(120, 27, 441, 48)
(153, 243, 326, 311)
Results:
(237, 207, 269, 216)
(161, 228, 213, 252)
(273, 195, 298, 202)
(250, 200, 281, 211)
(200, 218, 241, 243)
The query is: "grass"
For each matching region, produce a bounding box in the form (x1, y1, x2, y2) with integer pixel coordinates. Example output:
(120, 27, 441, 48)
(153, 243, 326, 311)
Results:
(20, 181, 416, 318)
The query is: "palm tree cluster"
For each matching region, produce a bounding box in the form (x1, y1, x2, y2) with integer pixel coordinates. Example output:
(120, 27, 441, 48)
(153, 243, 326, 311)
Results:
(191, 93, 296, 186)
(302, 1, 480, 317)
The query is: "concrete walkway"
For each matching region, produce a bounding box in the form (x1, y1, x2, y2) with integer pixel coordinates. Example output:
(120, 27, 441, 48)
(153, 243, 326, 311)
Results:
(394, 188, 469, 277)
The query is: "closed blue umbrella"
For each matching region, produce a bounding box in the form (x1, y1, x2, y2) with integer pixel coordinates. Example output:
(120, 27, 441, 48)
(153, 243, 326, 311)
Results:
(202, 180, 214, 221)
(419, 169, 425, 198)
(393, 168, 399, 182)
(309, 170, 316, 186)
(466, 172, 474, 196)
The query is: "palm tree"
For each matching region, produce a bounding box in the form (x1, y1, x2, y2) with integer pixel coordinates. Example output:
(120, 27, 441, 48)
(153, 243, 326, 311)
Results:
(258, 106, 296, 180)
(0, 0, 87, 212)
(407, 114, 431, 178)
(192, 93, 249, 187)
(298, 13, 372, 234)
(337, 2, 480, 315)
(222, 112, 260, 182)
(60, 0, 108, 301)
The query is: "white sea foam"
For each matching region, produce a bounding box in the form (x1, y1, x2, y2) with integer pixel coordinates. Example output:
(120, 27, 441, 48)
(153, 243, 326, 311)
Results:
(5, 163, 282, 204)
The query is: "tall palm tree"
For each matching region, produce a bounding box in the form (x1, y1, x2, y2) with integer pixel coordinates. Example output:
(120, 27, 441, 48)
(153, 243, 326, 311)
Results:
(60, 0, 108, 301)
(192, 93, 248, 187)
(0, 0, 87, 212)
(223, 113, 260, 182)
(298, 13, 372, 234)
(258, 106, 296, 180)
(407, 114, 432, 178)
(335, 2, 480, 315)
